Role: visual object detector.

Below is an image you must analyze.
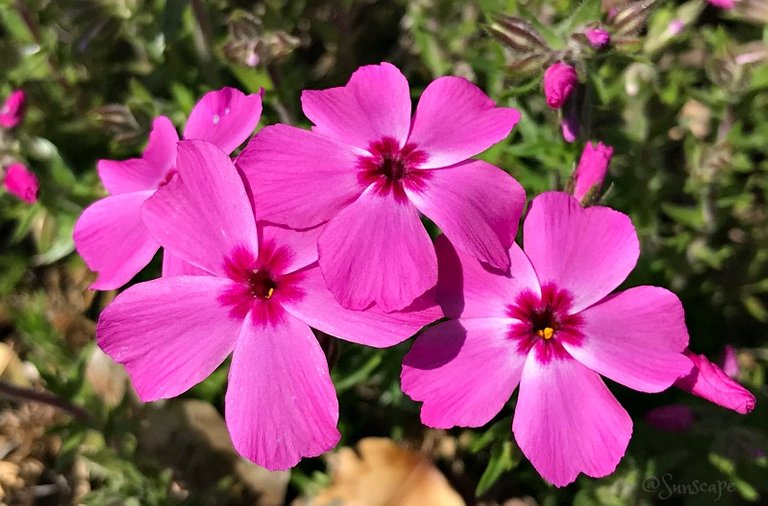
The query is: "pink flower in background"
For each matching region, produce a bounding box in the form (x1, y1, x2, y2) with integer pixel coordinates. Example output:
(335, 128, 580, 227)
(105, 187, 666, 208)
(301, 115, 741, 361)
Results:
(3, 162, 38, 203)
(668, 19, 686, 36)
(74, 87, 262, 289)
(402, 192, 693, 487)
(238, 62, 524, 311)
(709, 0, 735, 8)
(560, 104, 580, 143)
(585, 28, 611, 49)
(572, 141, 614, 203)
(721, 345, 740, 378)
(543, 62, 578, 109)
(645, 404, 695, 432)
(675, 350, 755, 414)
(97, 140, 440, 470)
(0, 90, 26, 128)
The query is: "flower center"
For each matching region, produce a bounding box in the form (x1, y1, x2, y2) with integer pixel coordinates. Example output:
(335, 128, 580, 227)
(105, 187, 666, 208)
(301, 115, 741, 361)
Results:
(247, 269, 276, 299)
(357, 137, 430, 200)
(507, 283, 584, 361)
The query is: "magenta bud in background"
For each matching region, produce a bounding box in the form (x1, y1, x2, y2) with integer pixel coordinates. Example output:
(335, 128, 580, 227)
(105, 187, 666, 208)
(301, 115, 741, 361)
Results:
(645, 404, 695, 432)
(0, 90, 26, 128)
(572, 141, 613, 202)
(3, 162, 39, 204)
(585, 28, 611, 49)
(543, 62, 578, 109)
(721, 345, 740, 379)
(708, 0, 735, 8)
(675, 350, 756, 414)
(667, 19, 686, 36)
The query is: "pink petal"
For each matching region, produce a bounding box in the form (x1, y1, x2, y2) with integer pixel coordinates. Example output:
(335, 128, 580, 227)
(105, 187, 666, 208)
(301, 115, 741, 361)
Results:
(162, 250, 211, 277)
(3, 162, 38, 204)
(407, 77, 521, 168)
(563, 286, 693, 392)
(142, 140, 258, 277)
(318, 189, 437, 311)
(675, 350, 756, 414)
(301, 62, 411, 149)
(0, 90, 25, 128)
(98, 116, 178, 195)
(523, 191, 639, 313)
(237, 124, 365, 229)
(513, 354, 632, 487)
(435, 234, 539, 319)
(258, 223, 323, 275)
(406, 160, 525, 270)
(281, 265, 441, 348)
(73, 191, 159, 290)
(226, 309, 340, 470)
(402, 318, 526, 428)
(183, 87, 263, 154)
(96, 276, 242, 401)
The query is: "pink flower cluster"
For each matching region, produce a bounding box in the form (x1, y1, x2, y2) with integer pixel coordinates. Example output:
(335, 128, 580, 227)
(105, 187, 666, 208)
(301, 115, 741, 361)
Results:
(74, 63, 755, 486)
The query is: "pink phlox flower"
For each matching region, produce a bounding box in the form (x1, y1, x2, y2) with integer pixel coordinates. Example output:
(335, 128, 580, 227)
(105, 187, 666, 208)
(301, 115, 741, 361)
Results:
(572, 141, 614, 203)
(585, 28, 611, 49)
(543, 62, 578, 110)
(237, 62, 525, 312)
(74, 87, 263, 289)
(96, 139, 441, 470)
(401, 191, 694, 487)
(3, 162, 38, 204)
(675, 349, 755, 414)
(0, 90, 26, 128)
(645, 404, 695, 432)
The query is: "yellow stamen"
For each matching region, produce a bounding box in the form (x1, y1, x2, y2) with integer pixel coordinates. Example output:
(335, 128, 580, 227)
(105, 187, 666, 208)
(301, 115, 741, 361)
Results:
(537, 327, 555, 340)
(266, 287, 275, 299)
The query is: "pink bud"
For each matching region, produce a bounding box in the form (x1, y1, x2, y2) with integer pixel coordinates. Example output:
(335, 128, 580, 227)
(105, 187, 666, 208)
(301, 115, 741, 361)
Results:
(675, 350, 756, 414)
(3, 162, 39, 204)
(543, 62, 578, 110)
(585, 28, 611, 49)
(708, 0, 735, 8)
(667, 19, 686, 36)
(645, 404, 695, 432)
(572, 141, 613, 202)
(0, 90, 26, 128)
(721, 345, 740, 379)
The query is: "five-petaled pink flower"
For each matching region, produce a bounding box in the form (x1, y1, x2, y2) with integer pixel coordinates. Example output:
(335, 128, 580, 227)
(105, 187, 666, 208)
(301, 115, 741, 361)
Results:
(675, 349, 755, 414)
(237, 62, 525, 312)
(74, 87, 263, 289)
(3, 162, 38, 204)
(401, 191, 694, 487)
(97, 140, 441, 470)
(543, 62, 578, 110)
(572, 141, 613, 203)
(0, 90, 26, 128)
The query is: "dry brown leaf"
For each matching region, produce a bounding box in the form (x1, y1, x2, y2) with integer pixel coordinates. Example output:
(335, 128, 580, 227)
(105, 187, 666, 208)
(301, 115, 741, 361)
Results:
(84, 346, 129, 408)
(309, 437, 465, 506)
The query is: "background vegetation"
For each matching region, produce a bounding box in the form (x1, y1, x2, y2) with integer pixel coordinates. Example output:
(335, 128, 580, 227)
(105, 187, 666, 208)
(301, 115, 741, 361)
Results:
(0, 0, 766, 504)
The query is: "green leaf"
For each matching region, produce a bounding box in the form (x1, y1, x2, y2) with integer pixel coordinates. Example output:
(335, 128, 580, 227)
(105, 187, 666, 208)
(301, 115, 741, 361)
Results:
(476, 440, 520, 496)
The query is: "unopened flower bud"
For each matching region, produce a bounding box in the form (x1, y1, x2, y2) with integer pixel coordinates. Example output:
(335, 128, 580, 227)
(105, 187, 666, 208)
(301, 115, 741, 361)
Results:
(572, 141, 613, 202)
(3, 162, 38, 204)
(543, 62, 578, 109)
(0, 90, 26, 129)
(675, 350, 756, 414)
(585, 28, 611, 49)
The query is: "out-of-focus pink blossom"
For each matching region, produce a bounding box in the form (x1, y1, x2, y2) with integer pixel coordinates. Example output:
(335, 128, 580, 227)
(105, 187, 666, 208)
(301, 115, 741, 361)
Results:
(237, 62, 525, 312)
(668, 19, 686, 36)
(73, 87, 263, 290)
(561, 105, 579, 143)
(645, 404, 695, 432)
(402, 191, 693, 487)
(709, 0, 735, 8)
(722, 345, 740, 378)
(675, 350, 755, 414)
(0, 90, 26, 128)
(3, 162, 38, 204)
(97, 139, 440, 471)
(543, 62, 578, 109)
(585, 28, 611, 49)
(573, 141, 614, 203)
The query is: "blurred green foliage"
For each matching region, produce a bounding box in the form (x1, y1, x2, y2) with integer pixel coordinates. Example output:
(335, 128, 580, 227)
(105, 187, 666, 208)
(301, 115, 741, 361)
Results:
(1, 0, 767, 504)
